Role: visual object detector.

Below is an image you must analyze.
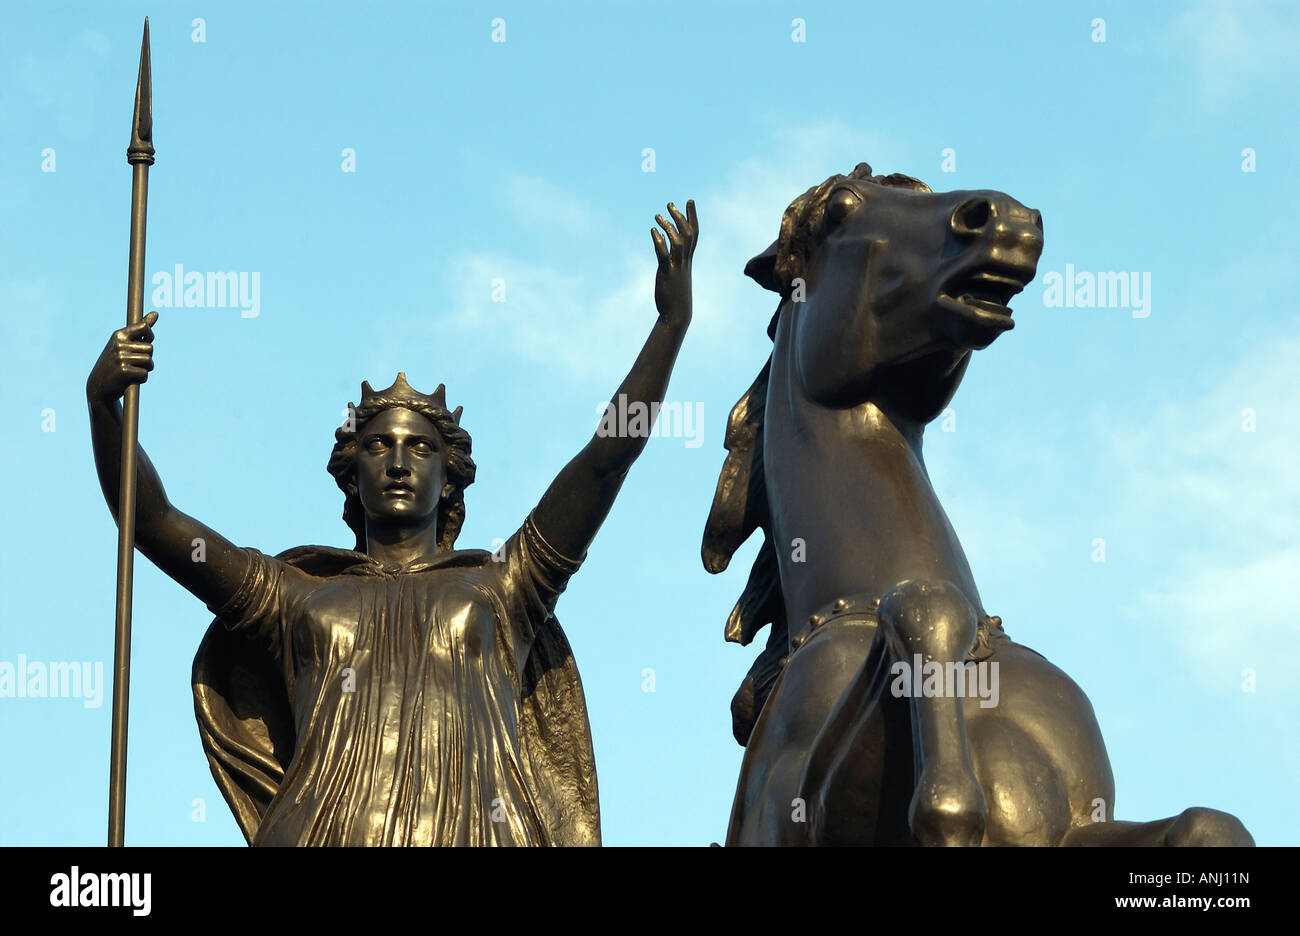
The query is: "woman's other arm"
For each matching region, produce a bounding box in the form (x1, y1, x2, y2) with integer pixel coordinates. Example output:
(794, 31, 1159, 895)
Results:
(88, 311, 249, 610)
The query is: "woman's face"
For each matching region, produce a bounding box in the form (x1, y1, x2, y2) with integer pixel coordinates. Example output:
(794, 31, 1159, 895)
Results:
(354, 407, 447, 533)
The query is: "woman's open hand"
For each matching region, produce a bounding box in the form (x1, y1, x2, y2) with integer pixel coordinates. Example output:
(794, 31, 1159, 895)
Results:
(652, 200, 697, 330)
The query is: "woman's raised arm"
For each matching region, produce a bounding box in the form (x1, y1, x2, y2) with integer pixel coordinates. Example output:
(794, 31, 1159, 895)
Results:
(532, 200, 697, 561)
(87, 311, 248, 611)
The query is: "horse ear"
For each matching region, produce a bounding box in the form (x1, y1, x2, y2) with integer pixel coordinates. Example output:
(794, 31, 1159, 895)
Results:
(744, 239, 781, 293)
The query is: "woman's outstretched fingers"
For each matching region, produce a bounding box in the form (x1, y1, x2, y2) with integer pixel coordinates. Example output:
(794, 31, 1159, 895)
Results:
(655, 213, 681, 247)
(651, 227, 668, 261)
(667, 201, 688, 233)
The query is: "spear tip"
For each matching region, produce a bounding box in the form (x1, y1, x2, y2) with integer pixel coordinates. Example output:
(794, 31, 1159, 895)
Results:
(128, 17, 154, 165)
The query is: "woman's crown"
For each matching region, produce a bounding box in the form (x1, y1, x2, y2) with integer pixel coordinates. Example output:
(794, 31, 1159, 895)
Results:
(356, 372, 462, 424)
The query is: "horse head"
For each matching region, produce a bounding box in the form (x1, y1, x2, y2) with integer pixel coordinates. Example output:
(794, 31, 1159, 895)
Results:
(745, 163, 1043, 424)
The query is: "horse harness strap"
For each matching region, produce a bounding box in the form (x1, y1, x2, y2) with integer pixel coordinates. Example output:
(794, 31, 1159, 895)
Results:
(784, 591, 1010, 665)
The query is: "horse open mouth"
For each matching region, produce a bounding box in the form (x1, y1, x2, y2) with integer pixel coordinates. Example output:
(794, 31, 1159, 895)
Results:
(943, 266, 1030, 318)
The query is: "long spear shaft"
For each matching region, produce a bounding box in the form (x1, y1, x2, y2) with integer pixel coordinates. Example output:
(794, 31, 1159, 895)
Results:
(109, 17, 154, 848)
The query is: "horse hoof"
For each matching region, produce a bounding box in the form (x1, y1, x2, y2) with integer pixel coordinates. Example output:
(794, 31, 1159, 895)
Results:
(1165, 808, 1254, 846)
(909, 771, 988, 847)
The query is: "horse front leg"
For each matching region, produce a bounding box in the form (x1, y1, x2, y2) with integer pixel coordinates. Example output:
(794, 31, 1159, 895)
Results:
(878, 579, 987, 847)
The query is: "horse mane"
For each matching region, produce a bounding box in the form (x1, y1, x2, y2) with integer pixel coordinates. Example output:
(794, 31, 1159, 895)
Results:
(703, 162, 932, 746)
(701, 354, 789, 745)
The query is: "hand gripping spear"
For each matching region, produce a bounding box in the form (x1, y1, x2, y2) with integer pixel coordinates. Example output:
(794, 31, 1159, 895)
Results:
(109, 17, 154, 847)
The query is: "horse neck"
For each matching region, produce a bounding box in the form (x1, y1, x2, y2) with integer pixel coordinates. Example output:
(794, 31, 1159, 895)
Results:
(763, 323, 984, 627)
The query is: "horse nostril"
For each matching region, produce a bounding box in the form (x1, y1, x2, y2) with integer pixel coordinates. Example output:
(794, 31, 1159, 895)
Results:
(951, 198, 993, 237)
(1031, 209, 1043, 232)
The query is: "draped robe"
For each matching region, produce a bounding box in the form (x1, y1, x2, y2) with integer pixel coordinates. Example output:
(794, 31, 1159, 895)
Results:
(191, 513, 600, 846)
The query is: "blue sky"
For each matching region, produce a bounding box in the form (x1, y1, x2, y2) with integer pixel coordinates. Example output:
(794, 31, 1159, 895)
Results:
(2, 0, 1297, 846)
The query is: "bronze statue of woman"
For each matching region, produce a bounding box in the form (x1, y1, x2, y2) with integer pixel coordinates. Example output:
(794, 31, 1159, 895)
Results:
(87, 201, 698, 846)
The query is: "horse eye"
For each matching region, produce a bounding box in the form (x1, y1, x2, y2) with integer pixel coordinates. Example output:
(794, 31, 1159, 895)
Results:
(826, 188, 861, 227)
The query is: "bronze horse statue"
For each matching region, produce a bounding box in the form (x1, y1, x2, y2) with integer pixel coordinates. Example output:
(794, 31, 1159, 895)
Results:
(703, 163, 1252, 846)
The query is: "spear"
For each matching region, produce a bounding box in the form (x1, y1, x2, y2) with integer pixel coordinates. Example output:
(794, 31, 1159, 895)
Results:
(109, 16, 154, 848)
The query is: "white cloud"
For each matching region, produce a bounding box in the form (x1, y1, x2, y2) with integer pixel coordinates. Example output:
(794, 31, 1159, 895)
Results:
(501, 172, 600, 239)
(1167, 1, 1300, 108)
(1114, 326, 1300, 687)
(439, 251, 647, 382)
(439, 121, 910, 381)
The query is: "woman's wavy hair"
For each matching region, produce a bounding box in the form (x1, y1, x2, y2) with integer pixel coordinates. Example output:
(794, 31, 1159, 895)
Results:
(326, 375, 476, 553)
